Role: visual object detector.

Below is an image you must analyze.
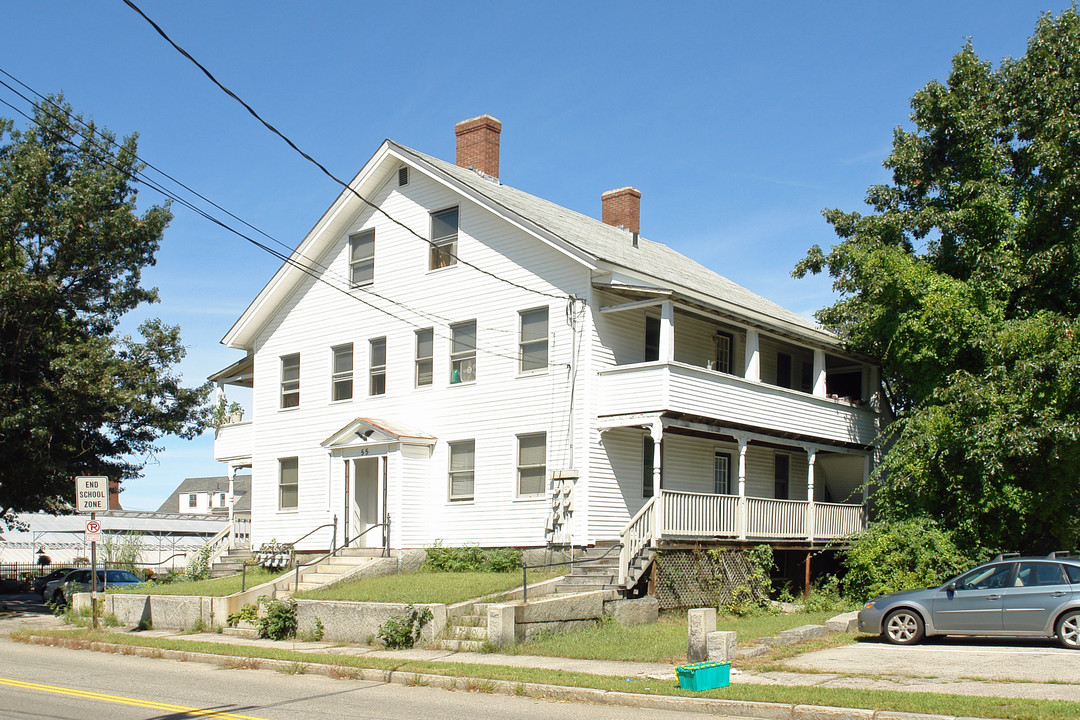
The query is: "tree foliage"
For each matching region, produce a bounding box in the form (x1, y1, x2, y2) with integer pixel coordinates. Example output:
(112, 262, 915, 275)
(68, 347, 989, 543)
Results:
(795, 8, 1080, 552)
(840, 519, 972, 602)
(0, 97, 209, 525)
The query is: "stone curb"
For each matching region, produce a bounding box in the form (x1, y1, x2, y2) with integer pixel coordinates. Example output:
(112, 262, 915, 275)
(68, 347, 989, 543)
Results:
(20, 634, 1008, 720)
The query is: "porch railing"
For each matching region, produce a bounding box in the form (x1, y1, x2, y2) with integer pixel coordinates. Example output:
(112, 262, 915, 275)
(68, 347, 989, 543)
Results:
(618, 496, 656, 587)
(814, 502, 865, 539)
(663, 491, 739, 537)
(745, 497, 806, 538)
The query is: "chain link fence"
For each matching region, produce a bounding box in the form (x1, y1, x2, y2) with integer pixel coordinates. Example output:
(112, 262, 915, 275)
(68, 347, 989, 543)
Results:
(655, 547, 769, 610)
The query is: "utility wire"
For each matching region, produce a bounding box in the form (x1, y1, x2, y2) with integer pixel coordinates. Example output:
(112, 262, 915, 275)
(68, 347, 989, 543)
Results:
(122, 0, 568, 302)
(0, 84, 543, 366)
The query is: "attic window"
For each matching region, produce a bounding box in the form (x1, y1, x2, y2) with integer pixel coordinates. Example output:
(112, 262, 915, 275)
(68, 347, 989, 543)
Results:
(398, 166, 409, 186)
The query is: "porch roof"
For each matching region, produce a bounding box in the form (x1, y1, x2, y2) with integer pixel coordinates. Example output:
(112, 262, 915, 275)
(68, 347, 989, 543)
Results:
(321, 417, 437, 448)
(597, 411, 874, 454)
(207, 354, 253, 387)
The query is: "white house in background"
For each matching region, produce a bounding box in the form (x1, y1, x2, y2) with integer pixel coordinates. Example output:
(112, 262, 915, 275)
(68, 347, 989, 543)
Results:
(210, 115, 884, 588)
(156, 475, 251, 517)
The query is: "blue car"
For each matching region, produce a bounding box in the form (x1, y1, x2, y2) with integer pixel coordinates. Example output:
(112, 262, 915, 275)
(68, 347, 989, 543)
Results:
(43, 568, 143, 605)
(858, 553, 1080, 649)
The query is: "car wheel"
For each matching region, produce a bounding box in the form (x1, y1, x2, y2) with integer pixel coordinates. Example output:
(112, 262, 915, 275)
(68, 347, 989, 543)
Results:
(883, 609, 925, 645)
(1056, 610, 1080, 650)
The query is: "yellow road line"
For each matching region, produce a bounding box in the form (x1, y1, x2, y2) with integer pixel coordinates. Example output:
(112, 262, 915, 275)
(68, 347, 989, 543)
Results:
(0, 676, 272, 719)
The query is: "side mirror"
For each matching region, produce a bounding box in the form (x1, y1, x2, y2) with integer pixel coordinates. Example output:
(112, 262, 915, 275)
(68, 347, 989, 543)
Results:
(946, 581, 957, 592)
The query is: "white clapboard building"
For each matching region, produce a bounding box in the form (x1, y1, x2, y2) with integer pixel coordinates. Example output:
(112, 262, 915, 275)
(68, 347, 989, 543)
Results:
(210, 116, 883, 587)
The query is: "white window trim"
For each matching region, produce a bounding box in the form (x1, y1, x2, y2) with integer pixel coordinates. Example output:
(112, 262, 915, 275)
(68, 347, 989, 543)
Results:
(449, 320, 476, 385)
(280, 353, 300, 410)
(428, 206, 459, 272)
(518, 306, 549, 375)
(713, 449, 732, 495)
(331, 343, 353, 402)
(415, 328, 433, 388)
(349, 229, 375, 288)
(278, 457, 299, 511)
(369, 337, 387, 396)
(515, 432, 547, 498)
(448, 439, 475, 502)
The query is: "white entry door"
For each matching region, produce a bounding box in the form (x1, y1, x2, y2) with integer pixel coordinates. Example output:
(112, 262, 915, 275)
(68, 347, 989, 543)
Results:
(350, 457, 380, 547)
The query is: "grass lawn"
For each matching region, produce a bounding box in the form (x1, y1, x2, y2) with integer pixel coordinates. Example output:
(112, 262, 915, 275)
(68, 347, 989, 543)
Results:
(293, 569, 558, 605)
(110, 568, 287, 597)
(500, 609, 844, 664)
(19, 629, 1080, 720)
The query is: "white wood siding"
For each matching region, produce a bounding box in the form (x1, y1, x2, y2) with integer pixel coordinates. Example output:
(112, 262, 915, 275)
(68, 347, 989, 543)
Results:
(248, 168, 592, 549)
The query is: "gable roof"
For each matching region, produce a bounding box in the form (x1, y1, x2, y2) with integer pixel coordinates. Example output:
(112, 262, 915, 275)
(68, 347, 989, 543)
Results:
(222, 138, 835, 349)
(156, 475, 251, 514)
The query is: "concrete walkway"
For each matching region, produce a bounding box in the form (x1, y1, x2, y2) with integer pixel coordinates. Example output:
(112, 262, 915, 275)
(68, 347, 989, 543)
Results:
(128, 627, 1080, 703)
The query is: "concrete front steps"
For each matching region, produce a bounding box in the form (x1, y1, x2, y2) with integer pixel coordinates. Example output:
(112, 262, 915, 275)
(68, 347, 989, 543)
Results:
(554, 541, 649, 595)
(210, 548, 253, 578)
(437, 602, 492, 651)
(277, 548, 393, 594)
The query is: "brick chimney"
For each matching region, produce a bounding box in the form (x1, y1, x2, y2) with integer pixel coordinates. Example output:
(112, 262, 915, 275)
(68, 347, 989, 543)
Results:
(455, 115, 502, 178)
(601, 187, 641, 235)
(108, 478, 122, 510)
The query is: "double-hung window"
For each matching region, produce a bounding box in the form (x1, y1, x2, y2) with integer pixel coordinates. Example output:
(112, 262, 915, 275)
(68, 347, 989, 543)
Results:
(519, 307, 548, 373)
(450, 320, 476, 383)
(714, 451, 732, 494)
(776, 352, 793, 389)
(280, 354, 300, 408)
(448, 440, 475, 501)
(715, 331, 734, 374)
(369, 337, 386, 396)
(429, 207, 458, 270)
(279, 457, 299, 510)
(415, 328, 433, 387)
(331, 344, 353, 401)
(774, 453, 790, 499)
(642, 436, 658, 498)
(187, 493, 197, 509)
(517, 433, 547, 497)
(644, 316, 660, 362)
(350, 229, 375, 287)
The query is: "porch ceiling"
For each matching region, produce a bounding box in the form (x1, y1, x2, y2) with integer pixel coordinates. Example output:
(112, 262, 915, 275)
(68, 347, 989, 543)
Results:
(597, 410, 874, 454)
(208, 354, 253, 387)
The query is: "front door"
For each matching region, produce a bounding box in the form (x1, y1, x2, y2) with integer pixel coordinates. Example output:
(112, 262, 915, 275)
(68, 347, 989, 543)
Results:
(350, 457, 380, 547)
(931, 563, 1011, 632)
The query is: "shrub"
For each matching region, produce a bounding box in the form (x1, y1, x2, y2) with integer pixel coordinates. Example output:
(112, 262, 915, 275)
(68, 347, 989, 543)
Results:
(227, 603, 260, 627)
(840, 518, 971, 601)
(422, 541, 521, 573)
(258, 597, 297, 640)
(377, 605, 433, 649)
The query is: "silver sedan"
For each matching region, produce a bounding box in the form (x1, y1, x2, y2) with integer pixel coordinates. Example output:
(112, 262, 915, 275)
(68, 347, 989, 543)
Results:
(857, 554, 1080, 649)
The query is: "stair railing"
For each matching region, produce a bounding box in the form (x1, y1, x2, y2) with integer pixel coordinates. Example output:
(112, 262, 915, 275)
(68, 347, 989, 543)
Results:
(618, 496, 656, 587)
(292, 516, 390, 591)
(518, 543, 623, 603)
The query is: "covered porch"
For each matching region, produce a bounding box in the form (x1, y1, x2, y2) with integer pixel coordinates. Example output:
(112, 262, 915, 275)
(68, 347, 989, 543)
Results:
(602, 413, 870, 588)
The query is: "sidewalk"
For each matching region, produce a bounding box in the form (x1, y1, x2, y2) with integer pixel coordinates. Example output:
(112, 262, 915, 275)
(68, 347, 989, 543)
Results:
(134, 627, 1080, 703)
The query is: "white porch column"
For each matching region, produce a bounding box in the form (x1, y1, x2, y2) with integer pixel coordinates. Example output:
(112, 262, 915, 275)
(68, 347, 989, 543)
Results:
(812, 348, 827, 397)
(227, 465, 237, 547)
(736, 436, 749, 541)
(744, 328, 760, 381)
(659, 301, 675, 363)
(650, 421, 664, 539)
(806, 449, 817, 541)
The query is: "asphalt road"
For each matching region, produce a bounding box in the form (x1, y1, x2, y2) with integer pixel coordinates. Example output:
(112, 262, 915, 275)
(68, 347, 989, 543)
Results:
(0, 639, 724, 720)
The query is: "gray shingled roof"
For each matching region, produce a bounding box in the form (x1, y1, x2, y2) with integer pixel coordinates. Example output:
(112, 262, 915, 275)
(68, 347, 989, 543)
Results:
(156, 475, 251, 514)
(392, 142, 828, 340)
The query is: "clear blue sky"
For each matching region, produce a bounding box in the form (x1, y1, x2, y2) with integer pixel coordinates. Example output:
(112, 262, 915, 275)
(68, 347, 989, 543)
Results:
(0, 1, 1068, 510)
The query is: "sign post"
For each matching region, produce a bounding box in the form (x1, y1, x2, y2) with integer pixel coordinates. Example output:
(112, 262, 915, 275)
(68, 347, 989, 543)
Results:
(75, 476, 108, 630)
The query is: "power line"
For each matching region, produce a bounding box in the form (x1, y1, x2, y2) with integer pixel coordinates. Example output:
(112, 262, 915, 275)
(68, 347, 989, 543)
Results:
(0, 80, 554, 367)
(121, 0, 568, 302)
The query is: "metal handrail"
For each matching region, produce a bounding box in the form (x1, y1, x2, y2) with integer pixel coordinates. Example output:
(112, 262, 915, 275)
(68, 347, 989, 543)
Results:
(292, 517, 390, 591)
(519, 544, 623, 603)
(285, 517, 339, 553)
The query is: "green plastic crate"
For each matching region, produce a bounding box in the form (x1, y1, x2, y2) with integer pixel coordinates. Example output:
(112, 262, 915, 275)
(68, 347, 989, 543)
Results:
(676, 661, 730, 691)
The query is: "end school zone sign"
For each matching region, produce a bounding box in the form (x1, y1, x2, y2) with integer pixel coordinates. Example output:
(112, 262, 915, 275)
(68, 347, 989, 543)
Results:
(75, 476, 109, 513)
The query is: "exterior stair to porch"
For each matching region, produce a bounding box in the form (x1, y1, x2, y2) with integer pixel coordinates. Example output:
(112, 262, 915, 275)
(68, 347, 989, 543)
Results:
(210, 548, 253, 577)
(554, 541, 648, 595)
(277, 548, 392, 594)
(437, 602, 491, 651)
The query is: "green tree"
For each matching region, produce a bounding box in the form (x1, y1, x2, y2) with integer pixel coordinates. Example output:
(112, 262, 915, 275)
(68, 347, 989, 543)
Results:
(0, 96, 209, 526)
(795, 8, 1080, 552)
